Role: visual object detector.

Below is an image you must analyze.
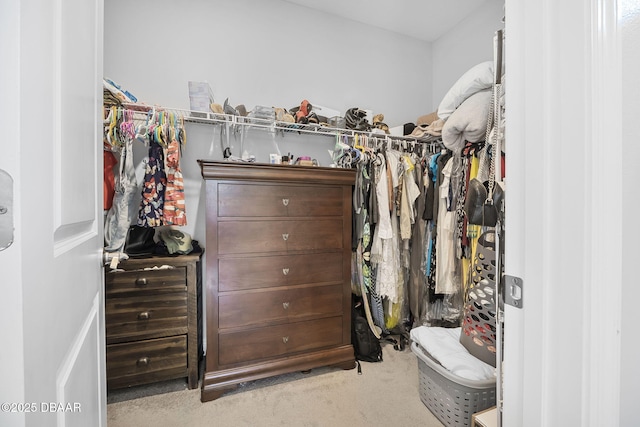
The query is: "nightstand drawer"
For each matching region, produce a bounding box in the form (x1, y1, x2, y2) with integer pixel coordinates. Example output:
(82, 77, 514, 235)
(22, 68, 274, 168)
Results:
(219, 252, 343, 291)
(105, 292, 188, 344)
(219, 284, 343, 329)
(218, 316, 343, 366)
(106, 336, 187, 389)
(218, 183, 343, 217)
(106, 267, 186, 296)
(218, 219, 343, 254)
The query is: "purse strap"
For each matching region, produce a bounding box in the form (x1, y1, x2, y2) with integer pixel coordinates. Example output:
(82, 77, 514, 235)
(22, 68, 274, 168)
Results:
(485, 83, 503, 205)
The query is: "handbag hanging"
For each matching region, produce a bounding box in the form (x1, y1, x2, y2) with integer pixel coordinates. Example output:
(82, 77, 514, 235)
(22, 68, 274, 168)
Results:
(465, 178, 503, 227)
(464, 84, 503, 227)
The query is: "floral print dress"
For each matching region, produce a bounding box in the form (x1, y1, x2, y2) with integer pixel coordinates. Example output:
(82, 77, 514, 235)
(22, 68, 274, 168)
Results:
(137, 134, 166, 227)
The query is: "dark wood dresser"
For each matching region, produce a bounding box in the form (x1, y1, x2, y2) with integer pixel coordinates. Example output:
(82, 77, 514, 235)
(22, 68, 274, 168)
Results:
(105, 251, 203, 390)
(198, 160, 356, 401)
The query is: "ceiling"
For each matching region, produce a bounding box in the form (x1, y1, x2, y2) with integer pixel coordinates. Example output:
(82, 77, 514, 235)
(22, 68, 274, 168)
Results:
(282, 0, 492, 42)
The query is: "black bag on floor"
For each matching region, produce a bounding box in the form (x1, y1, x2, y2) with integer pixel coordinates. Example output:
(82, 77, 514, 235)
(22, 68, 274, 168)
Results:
(351, 296, 382, 367)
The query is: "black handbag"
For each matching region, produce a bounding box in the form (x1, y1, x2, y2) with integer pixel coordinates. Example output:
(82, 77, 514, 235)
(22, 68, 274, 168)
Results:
(466, 83, 504, 228)
(464, 179, 503, 227)
(124, 225, 156, 256)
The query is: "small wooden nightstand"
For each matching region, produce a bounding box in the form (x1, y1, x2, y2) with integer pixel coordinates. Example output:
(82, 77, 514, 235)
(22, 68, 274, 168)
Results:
(105, 250, 203, 390)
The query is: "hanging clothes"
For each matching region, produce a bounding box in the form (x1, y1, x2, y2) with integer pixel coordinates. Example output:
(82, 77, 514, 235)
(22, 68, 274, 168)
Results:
(137, 132, 167, 227)
(163, 135, 187, 226)
(104, 139, 137, 253)
(341, 135, 491, 331)
(373, 151, 402, 305)
(399, 155, 421, 241)
(103, 150, 118, 210)
(435, 156, 458, 294)
(408, 160, 427, 325)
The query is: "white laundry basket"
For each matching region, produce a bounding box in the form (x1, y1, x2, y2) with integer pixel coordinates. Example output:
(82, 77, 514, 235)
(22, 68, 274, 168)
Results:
(411, 341, 496, 427)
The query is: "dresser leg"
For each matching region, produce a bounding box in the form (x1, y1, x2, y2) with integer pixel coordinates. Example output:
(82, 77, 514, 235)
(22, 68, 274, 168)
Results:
(200, 385, 238, 402)
(333, 360, 357, 370)
(187, 373, 198, 390)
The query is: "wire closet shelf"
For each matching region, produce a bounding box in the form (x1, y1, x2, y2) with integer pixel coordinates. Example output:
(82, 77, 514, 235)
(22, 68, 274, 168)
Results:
(117, 102, 442, 149)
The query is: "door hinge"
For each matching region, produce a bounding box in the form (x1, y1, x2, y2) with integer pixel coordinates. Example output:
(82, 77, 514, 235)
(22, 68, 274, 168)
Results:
(503, 275, 523, 308)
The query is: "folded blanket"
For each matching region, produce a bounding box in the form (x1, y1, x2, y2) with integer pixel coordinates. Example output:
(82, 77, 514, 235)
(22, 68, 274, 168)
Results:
(410, 326, 495, 381)
(437, 61, 494, 121)
(441, 89, 492, 152)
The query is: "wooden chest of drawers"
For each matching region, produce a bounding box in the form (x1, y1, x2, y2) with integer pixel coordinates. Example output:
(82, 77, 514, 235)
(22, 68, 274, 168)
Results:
(105, 251, 202, 390)
(198, 161, 356, 401)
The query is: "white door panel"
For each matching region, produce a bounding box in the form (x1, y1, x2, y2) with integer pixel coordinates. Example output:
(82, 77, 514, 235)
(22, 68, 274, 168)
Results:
(619, 3, 640, 426)
(1, 0, 105, 426)
(504, 0, 624, 425)
(55, 296, 101, 427)
(54, 0, 101, 245)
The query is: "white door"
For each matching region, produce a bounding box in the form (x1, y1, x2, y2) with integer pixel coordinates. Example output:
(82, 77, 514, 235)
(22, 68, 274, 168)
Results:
(0, 0, 106, 426)
(503, 0, 627, 425)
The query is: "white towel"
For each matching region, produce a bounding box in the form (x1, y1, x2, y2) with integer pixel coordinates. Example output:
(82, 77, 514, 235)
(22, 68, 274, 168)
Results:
(410, 326, 495, 381)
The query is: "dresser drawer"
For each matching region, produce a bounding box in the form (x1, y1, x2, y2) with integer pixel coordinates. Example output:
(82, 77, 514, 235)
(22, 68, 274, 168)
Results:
(105, 292, 188, 343)
(218, 316, 343, 366)
(218, 183, 343, 217)
(219, 252, 343, 291)
(105, 267, 187, 296)
(218, 219, 343, 255)
(106, 336, 187, 389)
(219, 284, 343, 329)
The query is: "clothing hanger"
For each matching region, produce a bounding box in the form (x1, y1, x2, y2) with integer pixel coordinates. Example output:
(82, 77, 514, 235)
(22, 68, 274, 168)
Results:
(108, 106, 122, 147)
(353, 134, 366, 155)
(178, 115, 186, 147)
(119, 109, 135, 144)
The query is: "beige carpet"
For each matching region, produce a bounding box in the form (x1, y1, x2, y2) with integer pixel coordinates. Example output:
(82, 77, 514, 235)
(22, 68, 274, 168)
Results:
(107, 343, 444, 427)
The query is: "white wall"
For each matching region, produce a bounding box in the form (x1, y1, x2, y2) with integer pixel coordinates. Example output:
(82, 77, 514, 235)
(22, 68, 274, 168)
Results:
(431, 0, 504, 111)
(104, 0, 436, 245)
(104, 0, 506, 245)
(104, 0, 432, 128)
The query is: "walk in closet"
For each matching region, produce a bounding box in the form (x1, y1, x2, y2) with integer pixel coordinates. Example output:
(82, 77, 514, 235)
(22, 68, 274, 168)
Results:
(102, 0, 507, 424)
(5, 1, 632, 427)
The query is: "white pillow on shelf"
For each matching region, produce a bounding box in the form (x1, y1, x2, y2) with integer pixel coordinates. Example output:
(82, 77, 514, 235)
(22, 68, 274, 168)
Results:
(441, 89, 493, 152)
(437, 61, 494, 121)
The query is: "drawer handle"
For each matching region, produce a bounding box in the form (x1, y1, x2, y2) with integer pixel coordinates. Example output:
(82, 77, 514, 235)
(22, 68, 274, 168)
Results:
(282, 198, 289, 206)
(282, 336, 289, 344)
(137, 311, 150, 320)
(282, 233, 289, 241)
(135, 278, 148, 286)
(136, 357, 150, 366)
(282, 302, 290, 310)
(282, 268, 289, 276)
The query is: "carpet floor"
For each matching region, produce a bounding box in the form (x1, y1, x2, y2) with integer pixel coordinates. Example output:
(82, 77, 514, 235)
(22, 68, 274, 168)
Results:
(107, 342, 445, 427)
